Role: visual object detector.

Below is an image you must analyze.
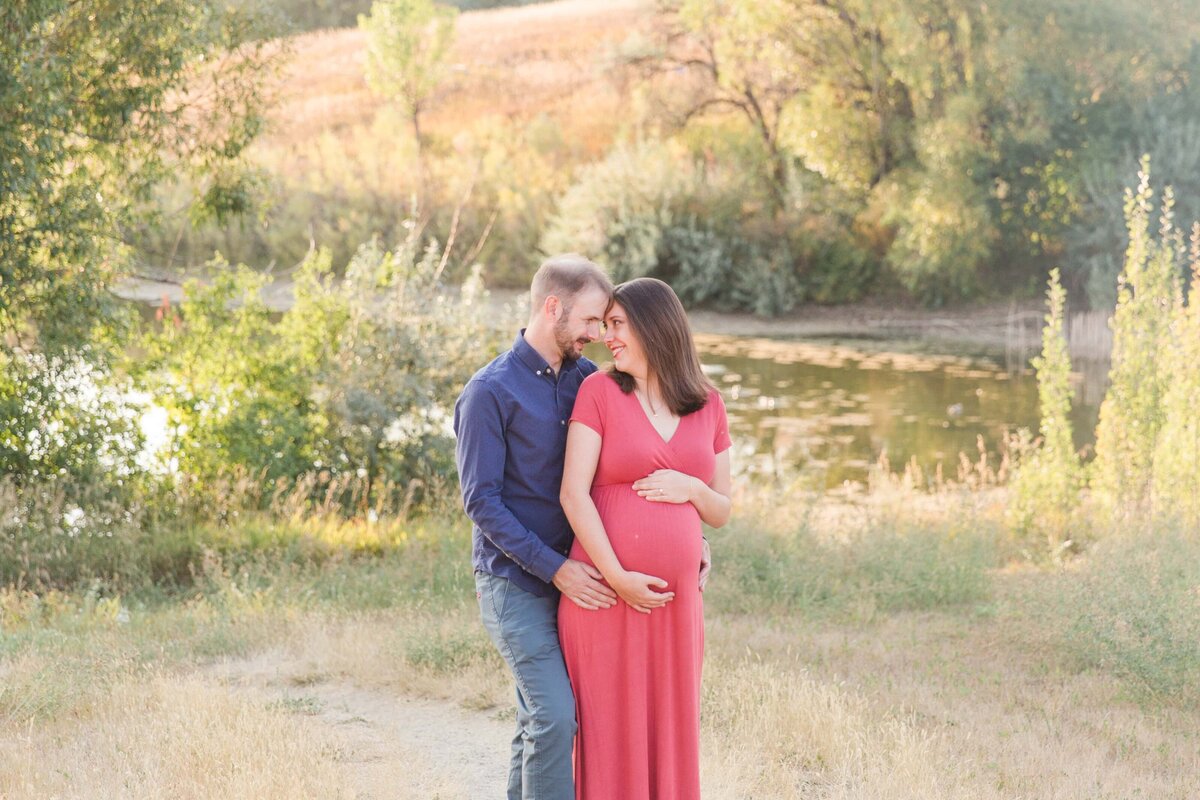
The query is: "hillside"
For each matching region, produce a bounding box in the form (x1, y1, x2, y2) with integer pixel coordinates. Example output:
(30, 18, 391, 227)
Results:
(267, 0, 651, 154)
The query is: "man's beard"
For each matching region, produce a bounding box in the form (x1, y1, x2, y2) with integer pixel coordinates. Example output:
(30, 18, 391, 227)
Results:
(554, 316, 586, 364)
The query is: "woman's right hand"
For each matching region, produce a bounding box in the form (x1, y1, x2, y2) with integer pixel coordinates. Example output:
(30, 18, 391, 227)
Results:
(612, 571, 675, 614)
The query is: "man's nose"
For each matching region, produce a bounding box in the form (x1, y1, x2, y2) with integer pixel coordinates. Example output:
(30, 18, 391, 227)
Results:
(585, 320, 601, 340)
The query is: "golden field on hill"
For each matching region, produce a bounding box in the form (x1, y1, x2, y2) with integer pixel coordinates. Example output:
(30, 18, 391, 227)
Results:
(269, 0, 649, 152)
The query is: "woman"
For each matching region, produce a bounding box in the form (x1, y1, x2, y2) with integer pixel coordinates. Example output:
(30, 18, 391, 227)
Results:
(558, 277, 732, 800)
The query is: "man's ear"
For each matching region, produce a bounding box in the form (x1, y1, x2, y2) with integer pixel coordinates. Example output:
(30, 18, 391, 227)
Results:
(544, 294, 563, 322)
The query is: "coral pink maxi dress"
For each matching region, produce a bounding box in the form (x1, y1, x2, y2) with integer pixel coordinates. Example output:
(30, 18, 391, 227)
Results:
(558, 371, 731, 800)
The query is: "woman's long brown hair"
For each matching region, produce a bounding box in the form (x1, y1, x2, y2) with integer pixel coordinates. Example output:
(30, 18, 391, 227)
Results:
(604, 278, 713, 416)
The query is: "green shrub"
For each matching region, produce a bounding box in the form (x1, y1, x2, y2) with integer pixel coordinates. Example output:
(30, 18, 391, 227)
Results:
(1053, 531, 1200, 702)
(1151, 240, 1200, 526)
(542, 135, 877, 313)
(140, 259, 320, 486)
(138, 231, 500, 510)
(541, 138, 700, 283)
(1007, 268, 1083, 557)
(796, 226, 877, 305)
(1090, 162, 1180, 513)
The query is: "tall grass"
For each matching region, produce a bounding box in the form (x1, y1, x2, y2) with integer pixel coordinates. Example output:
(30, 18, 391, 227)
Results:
(1048, 530, 1200, 703)
(709, 510, 997, 619)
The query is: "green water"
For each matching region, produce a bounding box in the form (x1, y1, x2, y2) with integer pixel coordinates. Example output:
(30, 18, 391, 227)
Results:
(587, 334, 1101, 490)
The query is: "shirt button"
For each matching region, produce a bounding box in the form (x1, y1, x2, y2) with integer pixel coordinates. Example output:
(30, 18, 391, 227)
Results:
(560, 420, 566, 425)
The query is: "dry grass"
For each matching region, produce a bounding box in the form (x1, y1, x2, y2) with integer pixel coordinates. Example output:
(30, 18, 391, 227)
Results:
(0, 674, 348, 799)
(269, 0, 649, 152)
(4, 489, 1199, 798)
(705, 611, 1200, 800)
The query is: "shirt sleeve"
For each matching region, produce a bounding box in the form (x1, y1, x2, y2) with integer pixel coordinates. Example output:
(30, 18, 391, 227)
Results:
(453, 378, 567, 584)
(710, 389, 732, 454)
(569, 374, 606, 436)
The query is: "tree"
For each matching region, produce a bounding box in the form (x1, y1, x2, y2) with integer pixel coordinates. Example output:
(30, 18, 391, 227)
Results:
(627, 0, 812, 210)
(634, 0, 1199, 303)
(359, 0, 457, 169)
(0, 0, 282, 488)
(0, 0, 281, 364)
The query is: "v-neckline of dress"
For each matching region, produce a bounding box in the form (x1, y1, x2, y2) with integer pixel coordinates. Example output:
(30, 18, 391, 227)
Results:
(631, 388, 682, 446)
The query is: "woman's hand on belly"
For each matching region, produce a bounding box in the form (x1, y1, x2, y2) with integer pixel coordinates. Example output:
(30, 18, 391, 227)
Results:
(610, 569, 675, 614)
(633, 469, 700, 504)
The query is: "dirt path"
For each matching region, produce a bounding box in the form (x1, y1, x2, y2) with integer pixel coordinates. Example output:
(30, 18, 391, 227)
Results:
(208, 652, 511, 800)
(116, 274, 1060, 360)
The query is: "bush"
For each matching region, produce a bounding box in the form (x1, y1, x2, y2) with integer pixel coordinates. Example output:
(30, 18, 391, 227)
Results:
(1052, 531, 1200, 702)
(138, 231, 501, 510)
(1151, 244, 1200, 526)
(1007, 269, 1083, 557)
(541, 138, 700, 283)
(1089, 163, 1179, 513)
(1063, 49, 1200, 309)
(0, 353, 145, 496)
(542, 136, 878, 313)
(139, 259, 321, 486)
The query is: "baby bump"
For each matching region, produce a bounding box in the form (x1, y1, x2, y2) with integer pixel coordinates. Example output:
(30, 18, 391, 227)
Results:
(571, 484, 704, 590)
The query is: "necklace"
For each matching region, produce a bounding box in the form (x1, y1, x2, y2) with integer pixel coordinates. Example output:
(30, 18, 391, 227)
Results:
(636, 387, 660, 417)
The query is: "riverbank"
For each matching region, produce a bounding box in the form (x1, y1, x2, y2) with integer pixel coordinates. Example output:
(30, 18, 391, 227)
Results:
(115, 276, 1091, 362)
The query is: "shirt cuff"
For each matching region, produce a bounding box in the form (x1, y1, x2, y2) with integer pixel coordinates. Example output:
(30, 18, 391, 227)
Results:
(529, 547, 568, 585)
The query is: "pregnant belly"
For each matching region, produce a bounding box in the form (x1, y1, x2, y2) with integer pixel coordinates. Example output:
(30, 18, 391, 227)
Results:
(569, 483, 704, 590)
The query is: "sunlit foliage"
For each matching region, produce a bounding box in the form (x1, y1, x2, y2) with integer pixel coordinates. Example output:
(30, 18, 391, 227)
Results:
(1007, 268, 1082, 556)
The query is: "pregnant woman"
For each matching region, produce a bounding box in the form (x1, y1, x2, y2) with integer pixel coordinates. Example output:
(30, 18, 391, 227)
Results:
(558, 277, 732, 800)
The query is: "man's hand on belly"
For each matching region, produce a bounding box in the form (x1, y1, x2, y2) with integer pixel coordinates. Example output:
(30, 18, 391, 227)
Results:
(553, 559, 618, 610)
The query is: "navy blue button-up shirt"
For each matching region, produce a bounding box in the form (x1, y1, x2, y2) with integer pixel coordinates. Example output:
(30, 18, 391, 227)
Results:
(453, 331, 598, 598)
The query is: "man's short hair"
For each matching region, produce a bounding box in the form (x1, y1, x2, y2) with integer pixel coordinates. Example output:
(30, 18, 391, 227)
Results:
(530, 254, 613, 315)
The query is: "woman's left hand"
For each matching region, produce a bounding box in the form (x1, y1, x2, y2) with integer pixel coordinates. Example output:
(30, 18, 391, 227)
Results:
(633, 469, 698, 504)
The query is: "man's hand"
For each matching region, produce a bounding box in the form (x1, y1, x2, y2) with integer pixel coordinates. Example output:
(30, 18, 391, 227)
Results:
(553, 559, 618, 610)
(699, 536, 711, 592)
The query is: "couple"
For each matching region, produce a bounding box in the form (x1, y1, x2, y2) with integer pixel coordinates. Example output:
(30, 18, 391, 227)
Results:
(453, 254, 732, 800)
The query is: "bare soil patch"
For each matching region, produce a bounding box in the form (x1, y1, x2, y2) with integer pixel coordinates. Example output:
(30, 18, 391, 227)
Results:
(208, 651, 511, 800)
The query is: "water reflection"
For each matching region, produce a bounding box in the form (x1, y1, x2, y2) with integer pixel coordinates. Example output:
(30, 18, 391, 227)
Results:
(586, 334, 1101, 489)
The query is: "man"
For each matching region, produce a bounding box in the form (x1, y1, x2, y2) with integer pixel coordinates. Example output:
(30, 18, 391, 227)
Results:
(453, 254, 619, 800)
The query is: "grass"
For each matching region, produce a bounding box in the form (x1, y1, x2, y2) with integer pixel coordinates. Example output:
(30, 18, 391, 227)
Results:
(3, 486, 1200, 797)
(142, 0, 654, 282)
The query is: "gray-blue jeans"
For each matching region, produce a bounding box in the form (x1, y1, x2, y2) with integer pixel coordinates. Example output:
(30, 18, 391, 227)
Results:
(475, 570, 577, 800)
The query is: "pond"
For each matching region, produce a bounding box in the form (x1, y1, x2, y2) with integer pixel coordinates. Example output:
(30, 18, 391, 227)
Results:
(586, 334, 1102, 490)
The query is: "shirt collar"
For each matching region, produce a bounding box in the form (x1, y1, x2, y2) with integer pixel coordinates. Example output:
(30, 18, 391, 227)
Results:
(513, 329, 581, 379)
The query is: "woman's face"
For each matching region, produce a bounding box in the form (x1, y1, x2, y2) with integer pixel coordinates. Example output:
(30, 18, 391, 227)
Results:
(603, 302, 648, 377)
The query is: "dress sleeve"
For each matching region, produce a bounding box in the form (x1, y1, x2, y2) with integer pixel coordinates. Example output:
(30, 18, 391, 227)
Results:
(710, 389, 732, 454)
(570, 373, 606, 436)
